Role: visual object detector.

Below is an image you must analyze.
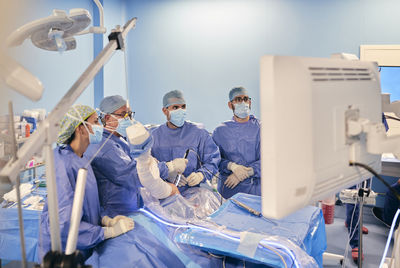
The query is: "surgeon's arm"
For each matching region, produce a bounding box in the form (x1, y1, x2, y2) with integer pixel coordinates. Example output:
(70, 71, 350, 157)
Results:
(136, 150, 179, 198)
(218, 157, 232, 175)
(212, 131, 231, 175)
(246, 132, 261, 178)
(76, 222, 105, 248)
(156, 160, 169, 180)
(247, 160, 260, 178)
(55, 172, 105, 249)
(94, 150, 138, 190)
(196, 133, 221, 181)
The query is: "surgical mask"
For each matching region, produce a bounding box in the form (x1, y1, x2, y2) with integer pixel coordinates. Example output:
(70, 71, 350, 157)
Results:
(69, 108, 103, 144)
(88, 123, 104, 144)
(169, 109, 186, 127)
(115, 117, 134, 137)
(82, 122, 104, 144)
(233, 102, 250, 119)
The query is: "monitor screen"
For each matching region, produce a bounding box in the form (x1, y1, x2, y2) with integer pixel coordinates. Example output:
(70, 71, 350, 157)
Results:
(260, 55, 382, 219)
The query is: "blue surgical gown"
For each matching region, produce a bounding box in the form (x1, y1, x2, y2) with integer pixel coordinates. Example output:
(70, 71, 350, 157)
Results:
(151, 121, 220, 192)
(212, 115, 261, 199)
(39, 145, 104, 261)
(86, 130, 142, 218)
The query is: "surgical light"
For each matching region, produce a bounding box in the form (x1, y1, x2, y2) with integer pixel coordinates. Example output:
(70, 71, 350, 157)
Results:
(2, 1, 106, 101)
(7, 9, 92, 52)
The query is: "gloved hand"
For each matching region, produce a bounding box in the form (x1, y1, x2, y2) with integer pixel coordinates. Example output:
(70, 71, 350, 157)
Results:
(247, 167, 254, 177)
(167, 182, 180, 196)
(177, 174, 188, 187)
(228, 162, 253, 181)
(186, 172, 204, 187)
(103, 217, 134, 239)
(166, 158, 188, 177)
(101, 215, 132, 227)
(224, 173, 241, 189)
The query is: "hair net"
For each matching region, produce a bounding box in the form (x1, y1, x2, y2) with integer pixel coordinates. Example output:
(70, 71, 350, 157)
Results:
(57, 105, 96, 145)
(229, 86, 248, 101)
(99, 95, 127, 114)
(162, 90, 186, 108)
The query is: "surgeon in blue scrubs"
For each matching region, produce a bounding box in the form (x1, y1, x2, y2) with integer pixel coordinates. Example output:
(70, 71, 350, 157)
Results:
(372, 179, 400, 228)
(212, 86, 261, 199)
(85, 96, 214, 268)
(86, 95, 179, 217)
(39, 105, 134, 261)
(151, 90, 220, 192)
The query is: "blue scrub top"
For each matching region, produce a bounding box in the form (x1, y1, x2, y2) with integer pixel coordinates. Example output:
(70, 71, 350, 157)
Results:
(39, 145, 104, 261)
(86, 130, 142, 218)
(151, 121, 220, 192)
(212, 115, 261, 199)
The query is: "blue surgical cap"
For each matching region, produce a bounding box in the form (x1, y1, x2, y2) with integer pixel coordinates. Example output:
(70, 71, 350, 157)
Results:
(163, 90, 186, 108)
(229, 86, 248, 101)
(99, 95, 127, 114)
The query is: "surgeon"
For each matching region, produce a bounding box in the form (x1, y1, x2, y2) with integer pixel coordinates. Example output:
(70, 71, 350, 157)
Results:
(39, 105, 134, 261)
(372, 179, 400, 228)
(85, 95, 179, 218)
(212, 86, 261, 199)
(151, 90, 220, 192)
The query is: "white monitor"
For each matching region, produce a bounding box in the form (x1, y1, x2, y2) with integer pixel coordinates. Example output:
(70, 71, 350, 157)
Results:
(260, 55, 382, 219)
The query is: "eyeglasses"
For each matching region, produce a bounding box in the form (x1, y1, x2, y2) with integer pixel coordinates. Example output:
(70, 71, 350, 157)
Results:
(111, 111, 135, 119)
(232, 96, 251, 103)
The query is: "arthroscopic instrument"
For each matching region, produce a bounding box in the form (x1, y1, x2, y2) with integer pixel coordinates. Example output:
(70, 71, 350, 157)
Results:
(231, 199, 278, 226)
(231, 199, 261, 217)
(174, 149, 190, 186)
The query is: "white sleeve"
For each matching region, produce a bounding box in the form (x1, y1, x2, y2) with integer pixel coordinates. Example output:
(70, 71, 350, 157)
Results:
(136, 150, 172, 199)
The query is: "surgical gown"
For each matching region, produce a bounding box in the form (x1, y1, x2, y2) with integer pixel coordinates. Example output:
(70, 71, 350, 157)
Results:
(86, 130, 142, 217)
(39, 145, 104, 261)
(151, 121, 220, 192)
(212, 115, 261, 199)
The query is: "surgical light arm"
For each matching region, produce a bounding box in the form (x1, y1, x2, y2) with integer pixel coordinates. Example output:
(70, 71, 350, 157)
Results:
(7, 0, 107, 52)
(75, 0, 106, 35)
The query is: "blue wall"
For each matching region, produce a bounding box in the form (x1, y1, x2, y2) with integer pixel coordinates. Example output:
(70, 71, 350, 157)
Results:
(123, 0, 400, 131)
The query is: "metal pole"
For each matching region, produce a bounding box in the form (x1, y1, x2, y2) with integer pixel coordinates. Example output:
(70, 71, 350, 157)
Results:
(9, 102, 27, 268)
(44, 129, 62, 252)
(358, 193, 364, 268)
(8, 103, 17, 163)
(15, 174, 27, 268)
(65, 168, 88, 255)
